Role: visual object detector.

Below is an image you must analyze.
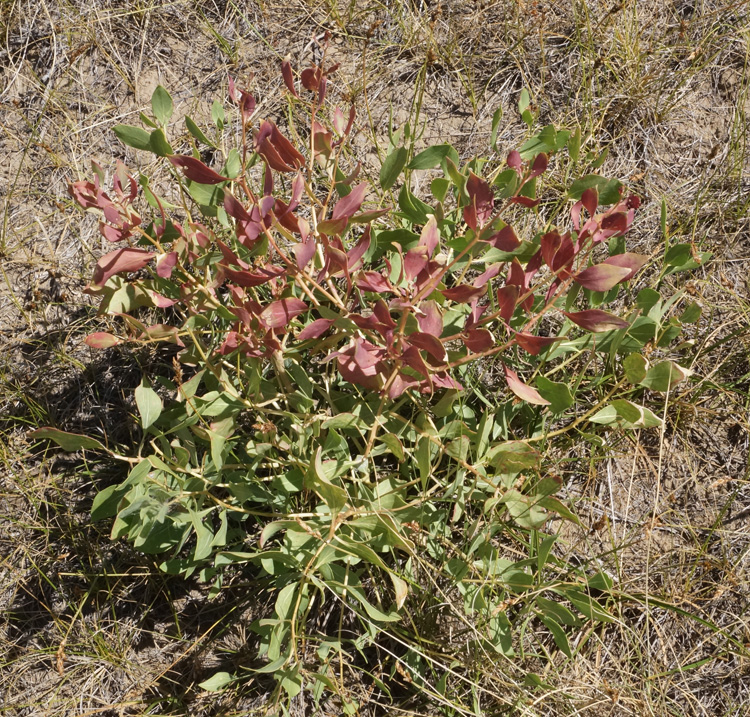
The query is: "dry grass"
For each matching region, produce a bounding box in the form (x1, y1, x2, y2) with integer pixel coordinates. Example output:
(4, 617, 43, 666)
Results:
(2, 0, 750, 714)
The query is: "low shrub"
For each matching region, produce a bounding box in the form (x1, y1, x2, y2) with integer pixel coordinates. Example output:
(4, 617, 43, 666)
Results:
(37, 53, 703, 709)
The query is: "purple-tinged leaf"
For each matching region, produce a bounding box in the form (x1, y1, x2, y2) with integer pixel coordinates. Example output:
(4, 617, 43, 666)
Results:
(404, 246, 429, 282)
(514, 332, 560, 355)
(563, 309, 629, 332)
(255, 120, 305, 172)
(293, 236, 316, 270)
(298, 318, 335, 340)
(408, 331, 446, 362)
(602, 252, 648, 281)
(346, 226, 370, 270)
(260, 298, 307, 329)
(281, 58, 298, 97)
(357, 271, 392, 294)
(441, 284, 486, 303)
(91, 248, 154, 287)
(530, 152, 548, 177)
(464, 172, 494, 230)
(602, 212, 628, 234)
(156, 252, 178, 278)
(433, 372, 463, 391)
(464, 328, 494, 352)
(473, 263, 503, 288)
(417, 300, 443, 337)
(485, 224, 520, 251)
(222, 264, 287, 287)
(507, 150, 522, 170)
(581, 187, 598, 217)
(223, 191, 251, 221)
(510, 196, 540, 208)
(316, 217, 348, 236)
(169, 155, 226, 184)
(496, 285, 519, 323)
(388, 372, 421, 399)
(85, 332, 120, 349)
(331, 182, 367, 222)
(574, 263, 631, 291)
(418, 215, 439, 257)
(503, 364, 551, 406)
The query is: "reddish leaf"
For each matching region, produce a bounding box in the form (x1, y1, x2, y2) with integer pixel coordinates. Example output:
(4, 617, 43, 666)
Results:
(601, 212, 628, 234)
(464, 172, 494, 230)
(503, 364, 551, 406)
(91, 248, 154, 287)
(404, 246, 429, 281)
(408, 331, 446, 362)
(281, 58, 298, 97)
(85, 332, 120, 349)
(574, 263, 631, 291)
(156, 252, 178, 278)
(441, 285, 486, 303)
(331, 182, 367, 222)
(496, 285, 519, 323)
(433, 372, 463, 391)
(357, 271, 392, 294)
(602, 252, 648, 281)
(387, 371, 421, 399)
(419, 215, 439, 257)
(473, 263, 503, 288)
(293, 236, 316, 270)
(510, 196, 540, 208)
(169, 155, 226, 184)
(507, 150, 522, 170)
(514, 332, 560, 355)
(563, 309, 629, 332)
(223, 191, 251, 221)
(581, 187, 598, 217)
(417, 300, 443, 337)
(531, 152, 548, 177)
(222, 264, 286, 287)
(346, 226, 371, 270)
(260, 298, 307, 329)
(464, 328, 494, 352)
(298, 318, 335, 340)
(316, 217, 348, 236)
(255, 120, 305, 172)
(485, 224, 520, 251)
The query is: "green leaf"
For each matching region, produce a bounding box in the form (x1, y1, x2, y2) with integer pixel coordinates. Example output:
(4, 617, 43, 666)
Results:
(430, 177, 451, 202)
(535, 376, 574, 414)
(199, 671, 235, 691)
(623, 353, 648, 384)
(680, 301, 702, 324)
(640, 360, 690, 392)
(151, 85, 174, 125)
(540, 616, 572, 658)
(407, 144, 455, 170)
(589, 399, 662, 429)
(113, 125, 152, 151)
(380, 146, 408, 190)
(486, 441, 539, 474)
(135, 379, 163, 431)
(308, 447, 348, 513)
(536, 596, 579, 627)
(29, 427, 107, 452)
(518, 88, 530, 116)
(322, 413, 364, 430)
(185, 116, 216, 147)
(91, 484, 129, 521)
(568, 175, 622, 205)
(397, 185, 431, 224)
(490, 107, 503, 150)
(519, 124, 557, 159)
(149, 128, 173, 157)
(275, 582, 298, 620)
